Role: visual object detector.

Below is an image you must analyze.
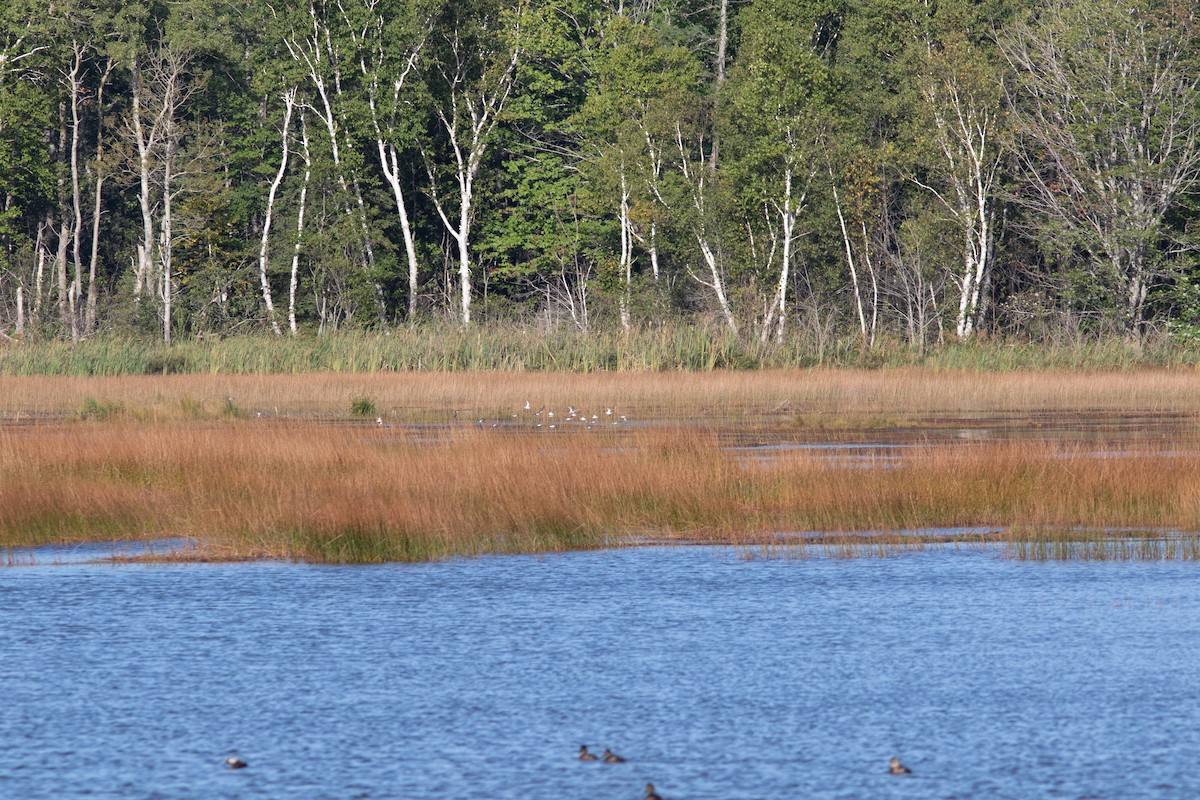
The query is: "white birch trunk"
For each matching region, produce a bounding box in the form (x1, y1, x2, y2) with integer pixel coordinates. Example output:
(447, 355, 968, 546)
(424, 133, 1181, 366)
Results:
(160, 135, 174, 345)
(761, 170, 795, 344)
(286, 4, 379, 301)
(830, 174, 869, 343)
(916, 67, 1000, 339)
(67, 43, 84, 342)
(33, 220, 45, 321)
(55, 219, 69, 331)
(130, 64, 155, 301)
(85, 60, 115, 334)
(258, 87, 296, 336)
(375, 131, 421, 320)
(675, 124, 736, 332)
(424, 23, 521, 325)
(618, 169, 632, 329)
(289, 113, 313, 335)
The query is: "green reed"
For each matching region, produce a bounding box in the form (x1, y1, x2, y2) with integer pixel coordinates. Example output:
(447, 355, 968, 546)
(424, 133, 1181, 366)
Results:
(4, 325, 1200, 376)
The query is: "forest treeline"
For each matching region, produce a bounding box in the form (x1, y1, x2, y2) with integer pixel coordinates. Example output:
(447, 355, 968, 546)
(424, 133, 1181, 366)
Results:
(1, 0, 1199, 347)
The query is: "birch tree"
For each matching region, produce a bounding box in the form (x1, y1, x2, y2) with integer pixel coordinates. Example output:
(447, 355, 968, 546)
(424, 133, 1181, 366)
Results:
(257, 85, 297, 335)
(1002, 0, 1200, 333)
(353, 0, 433, 322)
(725, 0, 831, 343)
(673, 115, 737, 332)
(572, 13, 698, 328)
(0, 1, 54, 334)
(54, 0, 120, 340)
(913, 26, 1004, 338)
(282, 0, 385, 322)
(422, 0, 525, 325)
(125, 36, 203, 342)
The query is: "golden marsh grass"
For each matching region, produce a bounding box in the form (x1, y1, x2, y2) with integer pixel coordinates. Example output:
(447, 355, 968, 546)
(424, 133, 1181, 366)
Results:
(5, 368, 1200, 422)
(3, 412, 1200, 562)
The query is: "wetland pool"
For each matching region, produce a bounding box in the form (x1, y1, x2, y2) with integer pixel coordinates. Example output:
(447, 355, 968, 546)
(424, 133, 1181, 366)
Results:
(2, 545, 1199, 799)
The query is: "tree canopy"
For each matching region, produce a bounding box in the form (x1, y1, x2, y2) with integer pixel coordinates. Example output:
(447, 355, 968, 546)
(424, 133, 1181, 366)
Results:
(2, 0, 1199, 343)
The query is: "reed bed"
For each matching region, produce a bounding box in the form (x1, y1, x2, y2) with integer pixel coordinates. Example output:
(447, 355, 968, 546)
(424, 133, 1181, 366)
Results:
(3, 421, 1200, 562)
(3, 328, 1200, 377)
(6, 368, 1200, 423)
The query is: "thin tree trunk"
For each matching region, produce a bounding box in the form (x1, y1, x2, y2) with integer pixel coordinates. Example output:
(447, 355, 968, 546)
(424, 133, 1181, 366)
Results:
(649, 220, 659, 281)
(376, 138, 421, 322)
(676, 124, 736, 332)
(130, 64, 155, 302)
(859, 219, 879, 346)
(160, 136, 174, 345)
(289, 113, 312, 335)
(33, 220, 46, 321)
(618, 168, 632, 329)
(258, 87, 296, 336)
(709, 0, 727, 171)
(67, 43, 84, 342)
(85, 60, 115, 334)
(55, 219, 69, 331)
(762, 170, 793, 345)
(830, 174, 869, 343)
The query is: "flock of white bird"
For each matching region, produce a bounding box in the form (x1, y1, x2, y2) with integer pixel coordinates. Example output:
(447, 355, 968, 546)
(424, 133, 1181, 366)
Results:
(467, 400, 631, 430)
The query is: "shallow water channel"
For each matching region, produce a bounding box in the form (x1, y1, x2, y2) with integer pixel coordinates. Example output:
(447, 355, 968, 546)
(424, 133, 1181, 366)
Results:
(2, 546, 1199, 799)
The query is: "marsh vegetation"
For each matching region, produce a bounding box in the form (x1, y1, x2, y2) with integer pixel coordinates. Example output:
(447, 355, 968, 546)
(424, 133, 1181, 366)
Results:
(4, 369, 1200, 563)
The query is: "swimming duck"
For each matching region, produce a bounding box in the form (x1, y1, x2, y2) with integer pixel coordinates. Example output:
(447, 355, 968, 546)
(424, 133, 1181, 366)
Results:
(602, 748, 625, 763)
(888, 757, 912, 775)
(644, 782, 663, 800)
(578, 745, 598, 761)
(225, 757, 248, 769)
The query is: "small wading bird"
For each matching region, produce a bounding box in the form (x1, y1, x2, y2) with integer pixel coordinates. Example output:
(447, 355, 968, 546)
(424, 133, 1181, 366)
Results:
(578, 745, 598, 761)
(225, 757, 248, 769)
(602, 748, 625, 763)
(644, 782, 663, 800)
(888, 756, 912, 775)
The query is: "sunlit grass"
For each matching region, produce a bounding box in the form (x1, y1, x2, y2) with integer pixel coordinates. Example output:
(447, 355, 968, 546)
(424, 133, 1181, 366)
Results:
(6, 368, 1200, 423)
(3, 420, 1200, 562)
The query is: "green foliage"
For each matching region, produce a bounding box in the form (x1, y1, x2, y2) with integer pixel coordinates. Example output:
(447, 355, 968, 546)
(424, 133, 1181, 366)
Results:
(350, 396, 377, 417)
(0, 0, 1198, 345)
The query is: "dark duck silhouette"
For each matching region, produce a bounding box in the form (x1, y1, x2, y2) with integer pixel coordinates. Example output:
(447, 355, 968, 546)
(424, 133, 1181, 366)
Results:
(225, 757, 248, 770)
(602, 748, 626, 763)
(888, 756, 912, 775)
(578, 745, 598, 761)
(644, 781, 663, 800)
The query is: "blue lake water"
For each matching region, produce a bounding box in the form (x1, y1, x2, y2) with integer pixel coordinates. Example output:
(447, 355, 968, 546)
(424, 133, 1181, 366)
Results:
(2, 545, 1199, 799)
